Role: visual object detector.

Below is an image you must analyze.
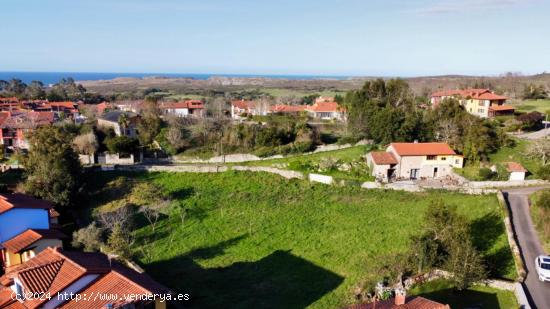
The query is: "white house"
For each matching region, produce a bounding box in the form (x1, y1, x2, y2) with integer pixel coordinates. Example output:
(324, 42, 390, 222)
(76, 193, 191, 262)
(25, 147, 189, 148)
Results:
(366, 142, 463, 182)
(506, 162, 527, 181)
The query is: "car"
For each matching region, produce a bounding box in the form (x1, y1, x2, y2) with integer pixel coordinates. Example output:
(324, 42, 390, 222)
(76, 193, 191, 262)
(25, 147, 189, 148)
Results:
(535, 255, 550, 282)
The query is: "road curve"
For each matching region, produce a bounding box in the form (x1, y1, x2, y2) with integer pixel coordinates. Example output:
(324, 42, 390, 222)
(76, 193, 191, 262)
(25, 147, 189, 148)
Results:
(503, 187, 550, 309)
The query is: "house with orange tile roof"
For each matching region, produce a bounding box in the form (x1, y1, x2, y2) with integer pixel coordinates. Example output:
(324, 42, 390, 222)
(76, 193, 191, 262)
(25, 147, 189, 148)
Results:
(231, 99, 270, 119)
(160, 100, 204, 118)
(0, 247, 170, 309)
(366, 142, 463, 181)
(304, 100, 346, 121)
(506, 161, 528, 181)
(430, 88, 513, 118)
(347, 293, 449, 309)
(0, 194, 63, 272)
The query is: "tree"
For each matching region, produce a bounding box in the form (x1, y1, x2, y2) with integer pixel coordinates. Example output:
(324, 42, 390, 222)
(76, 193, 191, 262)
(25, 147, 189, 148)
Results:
(23, 126, 81, 207)
(130, 182, 169, 232)
(6, 79, 27, 97)
(107, 224, 132, 258)
(137, 100, 162, 147)
(72, 222, 104, 252)
(517, 112, 544, 131)
(445, 238, 487, 290)
(25, 81, 46, 100)
(47, 77, 87, 101)
(105, 136, 139, 156)
(523, 84, 548, 100)
(139, 201, 169, 232)
(527, 138, 550, 165)
(73, 131, 99, 156)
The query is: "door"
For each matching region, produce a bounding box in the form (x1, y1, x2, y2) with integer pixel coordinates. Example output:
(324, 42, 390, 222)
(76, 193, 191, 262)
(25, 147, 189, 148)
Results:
(410, 169, 420, 180)
(433, 167, 438, 178)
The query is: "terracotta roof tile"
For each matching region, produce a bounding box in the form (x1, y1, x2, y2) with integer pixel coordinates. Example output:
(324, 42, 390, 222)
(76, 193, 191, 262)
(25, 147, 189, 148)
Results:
(231, 100, 256, 110)
(0, 194, 52, 215)
(270, 105, 307, 113)
(489, 105, 515, 112)
(390, 143, 456, 156)
(306, 101, 343, 112)
(370, 151, 398, 165)
(431, 88, 507, 101)
(506, 162, 527, 173)
(2, 229, 66, 253)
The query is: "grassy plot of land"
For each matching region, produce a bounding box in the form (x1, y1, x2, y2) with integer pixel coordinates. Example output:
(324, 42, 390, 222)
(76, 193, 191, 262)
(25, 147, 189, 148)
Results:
(454, 138, 541, 180)
(511, 99, 550, 114)
(238, 145, 376, 181)
(410, 279, 518, 309)
(86, 171, 516, 308)
(529, 190, 550, 253)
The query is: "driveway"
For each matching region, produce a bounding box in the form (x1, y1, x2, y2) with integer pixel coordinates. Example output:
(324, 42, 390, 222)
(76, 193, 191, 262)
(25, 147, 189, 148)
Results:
(503, 187, 550, 309)
(513, 128, 550, 140)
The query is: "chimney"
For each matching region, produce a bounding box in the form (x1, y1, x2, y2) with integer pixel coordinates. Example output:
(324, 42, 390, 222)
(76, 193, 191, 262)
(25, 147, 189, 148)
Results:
(395, 288, 406, 305)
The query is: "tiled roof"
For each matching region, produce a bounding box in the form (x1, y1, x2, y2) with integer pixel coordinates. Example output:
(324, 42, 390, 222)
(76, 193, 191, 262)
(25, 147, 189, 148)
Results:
(161, 100, 204, 110)
(2, 229, 65, 253)
(270, 105, 307, 113)
(506, 162, 528, 173)
(306, 101, 343, 112)
(231, 100, 256, 110)
(0, 248, 170, 308)
(390, 143, 456, 156)
(370, 151, 398, 165)
(431, 88, 507, 101)
(0, 193, 52, 215)
(489, 105, 515, 111)
(347, 296, 449, 309)
(0, 111, 55, 129)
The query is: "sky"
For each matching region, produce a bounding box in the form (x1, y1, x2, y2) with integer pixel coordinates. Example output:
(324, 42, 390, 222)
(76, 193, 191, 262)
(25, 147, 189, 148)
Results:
(2, 0, 550, 76)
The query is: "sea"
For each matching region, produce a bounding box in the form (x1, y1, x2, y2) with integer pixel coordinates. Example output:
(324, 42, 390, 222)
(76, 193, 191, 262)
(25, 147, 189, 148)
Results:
(0, 71, 354, 85)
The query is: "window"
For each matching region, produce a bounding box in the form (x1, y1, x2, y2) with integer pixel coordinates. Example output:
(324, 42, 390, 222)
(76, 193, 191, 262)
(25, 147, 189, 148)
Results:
(477, 108, 484, 113)
(441, 157, 446, 160)
(426, 155, 436, 160)
(455, 159, 460, 164)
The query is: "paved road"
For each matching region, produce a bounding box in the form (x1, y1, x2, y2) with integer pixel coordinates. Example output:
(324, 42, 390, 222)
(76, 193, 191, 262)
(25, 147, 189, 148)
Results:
(504, 187, 550, 309)
(513, 128, 550, 140)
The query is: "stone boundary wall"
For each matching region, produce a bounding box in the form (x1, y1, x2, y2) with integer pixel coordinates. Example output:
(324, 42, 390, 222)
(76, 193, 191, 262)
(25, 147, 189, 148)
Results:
(168, 142, 365, 164)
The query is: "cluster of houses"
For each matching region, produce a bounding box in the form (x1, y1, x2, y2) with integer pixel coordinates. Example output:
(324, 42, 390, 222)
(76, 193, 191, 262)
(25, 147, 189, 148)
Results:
(231, 96, 347, 121)
(0, 193, 170, 308)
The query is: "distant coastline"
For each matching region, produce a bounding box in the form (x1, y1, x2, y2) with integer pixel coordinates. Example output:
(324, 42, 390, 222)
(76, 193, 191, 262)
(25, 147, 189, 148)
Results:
(0, 71, 356, 85)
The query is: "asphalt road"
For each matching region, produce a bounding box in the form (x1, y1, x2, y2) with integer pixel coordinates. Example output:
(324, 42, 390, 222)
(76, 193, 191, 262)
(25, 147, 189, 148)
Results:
(513, 128, 550, 140)
(504, 187, 550, 309)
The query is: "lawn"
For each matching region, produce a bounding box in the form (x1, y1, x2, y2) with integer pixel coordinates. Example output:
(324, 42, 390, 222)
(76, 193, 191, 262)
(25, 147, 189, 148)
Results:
(529, 190, 550, 253)
(238, 145, 376, 181)
(85, 171, 516, 308)
(454, 138, 541, 180)
(511, 99, 550, 114)
(410, 279, 518, 309)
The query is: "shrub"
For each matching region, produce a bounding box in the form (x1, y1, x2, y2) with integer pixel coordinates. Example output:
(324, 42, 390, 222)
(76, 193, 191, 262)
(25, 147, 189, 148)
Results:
(537, 165, 550, 180)
(105, 136, 139, 156)
(478, 167, 496, 180)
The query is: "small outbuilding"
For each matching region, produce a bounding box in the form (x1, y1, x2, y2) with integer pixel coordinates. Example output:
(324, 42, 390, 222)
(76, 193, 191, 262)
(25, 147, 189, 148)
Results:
(506, 162, 527, 181)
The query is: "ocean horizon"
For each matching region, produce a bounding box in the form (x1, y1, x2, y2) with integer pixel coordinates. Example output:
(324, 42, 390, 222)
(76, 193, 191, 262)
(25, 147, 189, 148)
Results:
(0, 71, 357, 85)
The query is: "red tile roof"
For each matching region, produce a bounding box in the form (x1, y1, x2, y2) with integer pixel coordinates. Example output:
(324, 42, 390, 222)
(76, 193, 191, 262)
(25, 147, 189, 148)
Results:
(370, 151, 398, 165)
(390, 143, 456, 156)
(0, 194, 52, 215)
(431, 89, 506, 101)
(0, 112, 10, 126)
(0, 248, 170, 308)
(307, 101, 343, 112)
(489, 105, 515, 112)
(2, 229, 65, 253)
(161, 100, 204, 110)
(0, 111, 55, 129)
(231, 100, 257, 110)
(0, 97, 19, 104)
(348, 297, 449, 309)
(270, 105, 307, 113)
(506, 162, 527, 173)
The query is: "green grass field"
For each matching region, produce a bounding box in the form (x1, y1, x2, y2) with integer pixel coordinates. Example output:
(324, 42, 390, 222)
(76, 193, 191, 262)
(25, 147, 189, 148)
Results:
(410, 279, 518, 308)
(86, 171, 516, 308)
(454, 138, 541, 180)
(530, 190, 550, 253)
(238, 145, 376, 181)
(511, 99, 550, 114)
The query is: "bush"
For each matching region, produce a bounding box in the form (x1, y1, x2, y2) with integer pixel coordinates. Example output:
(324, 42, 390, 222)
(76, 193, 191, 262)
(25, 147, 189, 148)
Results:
(537, 165, 550, 180)
(105, 136, 139, 156)
(478, 167, 496, 180)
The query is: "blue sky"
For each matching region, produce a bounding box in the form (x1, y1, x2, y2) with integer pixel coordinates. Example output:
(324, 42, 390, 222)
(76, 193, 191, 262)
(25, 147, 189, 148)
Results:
(2, 0, 550, 76)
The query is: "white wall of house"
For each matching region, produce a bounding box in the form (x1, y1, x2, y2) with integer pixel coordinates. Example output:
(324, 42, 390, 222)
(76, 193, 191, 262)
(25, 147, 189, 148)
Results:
(98, 153, 136, 165)
(509, 171, 526, 181)
(166, 108, 189, 117)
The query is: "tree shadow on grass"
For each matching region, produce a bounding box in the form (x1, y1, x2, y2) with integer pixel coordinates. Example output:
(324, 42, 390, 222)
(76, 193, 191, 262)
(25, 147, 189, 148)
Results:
(417, 288, 503, 309)
(144, 236, 344, 309)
